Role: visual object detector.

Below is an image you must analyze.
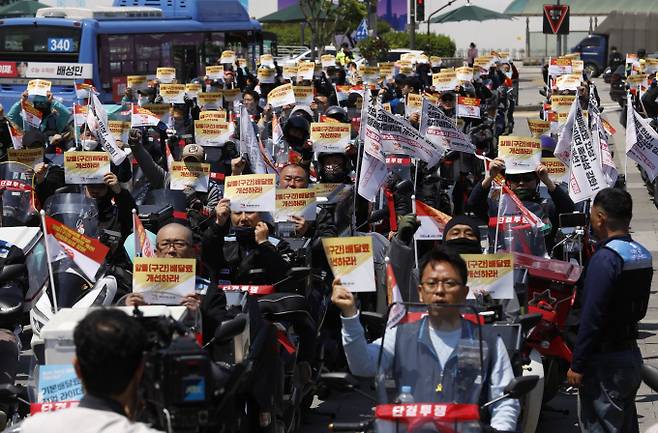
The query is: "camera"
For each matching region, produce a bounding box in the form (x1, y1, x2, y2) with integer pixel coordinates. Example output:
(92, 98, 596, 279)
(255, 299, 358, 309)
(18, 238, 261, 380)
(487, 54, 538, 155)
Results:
(135, 314, 219, 433)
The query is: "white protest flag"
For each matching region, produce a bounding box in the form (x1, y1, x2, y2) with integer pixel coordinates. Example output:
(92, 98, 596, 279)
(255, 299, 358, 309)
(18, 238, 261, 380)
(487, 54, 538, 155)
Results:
(87, 93, 127, 165)
(376, 103, 445, 167)
(44, 215, 109, 282)
(414, 199, 452, 240)
(7, 123, 23, 149)
(385, 257, 406, 329)
(131, 104, 160, 128)
(567, 102, 607, 203)
(357, 89, 388, 201)
(419, 98, 475, 154)
(625, 95, 658, 181)
(589, 90, 618, 187)
(21, 101, 42, 129)
(554, 94, 578, 165)
(239, 104, 277, 175)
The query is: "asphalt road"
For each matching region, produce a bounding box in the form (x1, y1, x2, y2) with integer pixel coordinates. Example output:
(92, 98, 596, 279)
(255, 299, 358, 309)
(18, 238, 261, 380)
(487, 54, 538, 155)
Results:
(303, 65, 658, 433)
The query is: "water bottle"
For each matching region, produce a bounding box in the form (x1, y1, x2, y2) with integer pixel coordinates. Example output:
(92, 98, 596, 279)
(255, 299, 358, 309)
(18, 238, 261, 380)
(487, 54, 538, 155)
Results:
(396, 385, 414, 403)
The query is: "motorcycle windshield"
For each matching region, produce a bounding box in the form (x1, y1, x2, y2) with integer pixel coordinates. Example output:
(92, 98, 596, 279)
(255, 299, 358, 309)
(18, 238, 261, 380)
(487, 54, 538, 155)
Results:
(43, 193, 99, 238)
(374, 303, 485, 433)
(492, 219, 547, 257)
(0, 161, 35, 226)
(142, 188, 188, 216)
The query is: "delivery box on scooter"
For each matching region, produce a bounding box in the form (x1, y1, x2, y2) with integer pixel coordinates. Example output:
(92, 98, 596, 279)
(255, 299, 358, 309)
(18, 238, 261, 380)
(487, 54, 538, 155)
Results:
(41, 306, 188, 365)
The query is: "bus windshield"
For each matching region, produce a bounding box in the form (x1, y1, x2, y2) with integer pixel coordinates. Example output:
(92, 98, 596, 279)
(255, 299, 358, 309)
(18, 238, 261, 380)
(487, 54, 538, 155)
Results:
(0, 25, 81, 62)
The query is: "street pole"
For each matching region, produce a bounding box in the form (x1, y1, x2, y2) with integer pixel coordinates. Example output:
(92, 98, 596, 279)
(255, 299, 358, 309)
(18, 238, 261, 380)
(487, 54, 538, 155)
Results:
(409, 0, 416, 49)
(556, 0, 561, 57)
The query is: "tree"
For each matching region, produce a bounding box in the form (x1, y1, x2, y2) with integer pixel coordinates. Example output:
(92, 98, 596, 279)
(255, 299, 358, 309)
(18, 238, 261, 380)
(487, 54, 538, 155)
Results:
(300, 0, 366, 56)
(357, 36, 390, 64)
(381, 31, 456, 57)
(263, 23, 304, 46)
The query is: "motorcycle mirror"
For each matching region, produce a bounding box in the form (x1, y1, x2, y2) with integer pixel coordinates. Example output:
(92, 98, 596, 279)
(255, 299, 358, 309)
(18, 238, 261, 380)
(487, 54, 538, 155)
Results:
(514, 312, 542, 334)
(286, 266, 311, 279)
(503, 375, 539, 398)
(392, 179, 414, 195)
(320, 372, 360, 391)
(248, 268, 266, 279)
(642, 364, 658, 393)
(539, 88, 547, 97)
(213, 313, 248, 343)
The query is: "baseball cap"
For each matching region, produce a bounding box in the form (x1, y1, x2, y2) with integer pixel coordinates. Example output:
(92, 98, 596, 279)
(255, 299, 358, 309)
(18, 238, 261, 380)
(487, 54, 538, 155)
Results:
(181, 143, 205, 163)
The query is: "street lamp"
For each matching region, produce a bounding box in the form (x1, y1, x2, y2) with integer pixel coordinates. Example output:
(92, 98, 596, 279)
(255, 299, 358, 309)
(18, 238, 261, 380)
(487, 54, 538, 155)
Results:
(426, 0, 461, 35)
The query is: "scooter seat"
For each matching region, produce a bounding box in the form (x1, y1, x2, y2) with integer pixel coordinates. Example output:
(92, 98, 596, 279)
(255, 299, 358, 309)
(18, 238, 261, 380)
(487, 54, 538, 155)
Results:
(0, 297, 22, 317)
(0, 384, 18, 401)
(257, 293, 313, 322)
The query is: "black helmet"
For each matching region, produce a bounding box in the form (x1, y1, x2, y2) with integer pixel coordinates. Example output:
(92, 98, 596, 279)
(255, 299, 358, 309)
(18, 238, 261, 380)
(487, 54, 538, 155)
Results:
(324, 105, 349, 123)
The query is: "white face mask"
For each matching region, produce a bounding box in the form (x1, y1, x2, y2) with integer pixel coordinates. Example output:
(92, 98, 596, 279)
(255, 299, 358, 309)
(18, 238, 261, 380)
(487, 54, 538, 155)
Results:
(81, 139, 98, 151)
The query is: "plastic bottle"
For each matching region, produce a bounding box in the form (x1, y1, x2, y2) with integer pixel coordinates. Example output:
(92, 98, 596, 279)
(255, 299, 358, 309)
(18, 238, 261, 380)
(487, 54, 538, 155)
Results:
(397, 385, 414, 403)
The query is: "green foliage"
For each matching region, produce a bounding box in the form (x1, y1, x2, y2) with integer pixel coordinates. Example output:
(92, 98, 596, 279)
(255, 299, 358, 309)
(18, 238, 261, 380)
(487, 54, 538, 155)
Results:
(381, 31, 456, 57)
(357, 36, 390, 63)
(376, 19, 392, 35)
(334, 0, 367, 35)
(263, 23, 303, 46)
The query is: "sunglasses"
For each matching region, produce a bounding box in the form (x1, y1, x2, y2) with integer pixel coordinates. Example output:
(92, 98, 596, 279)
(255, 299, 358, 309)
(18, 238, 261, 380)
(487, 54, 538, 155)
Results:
(506, 173, 536, 183)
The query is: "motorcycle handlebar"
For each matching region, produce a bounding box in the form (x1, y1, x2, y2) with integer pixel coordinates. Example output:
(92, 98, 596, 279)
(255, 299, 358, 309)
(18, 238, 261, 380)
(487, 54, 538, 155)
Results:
(329, 421, 371, 432)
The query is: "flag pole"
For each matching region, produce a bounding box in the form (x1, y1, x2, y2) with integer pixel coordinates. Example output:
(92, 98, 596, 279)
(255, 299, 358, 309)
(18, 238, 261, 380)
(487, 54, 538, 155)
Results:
(411, 194, 419, 272)
(40, 210, 58, 313)
(132, 208, 141, 258)
(493, 180, 504, 253)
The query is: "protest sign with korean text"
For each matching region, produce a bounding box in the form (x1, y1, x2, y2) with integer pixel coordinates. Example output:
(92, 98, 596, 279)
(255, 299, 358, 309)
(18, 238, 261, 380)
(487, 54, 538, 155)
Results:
(8, 148, 43, 168)
(282, 65, 298, 79)
(297, 62, 315, 81)
(184, 83, 202, 98)
(38, 365, 83, 403)
(205, 65, 224, 80)
(405, 93, 423, 115)
(293, 85, 314, 105)
(156, 67, 176, 83)
(455, 66, 473, 82)
(27, 79, 51, 97)
(322, 237, 376, 292)
(462, 253, 515, 299)
(498, 136, 541, 174)
(456, 96, 481, 119)
(219, 50, 236, 65)
(260, 54, 275, 67)
(551, 95, 576, 113)
(267, 82, 295, 107)
(224, 174, 276, 212)
(159, 84, 185, 104)
(527, 119, 550, 138)
(222, 88, 241, 103)
(108, 120, 130, 143)
(321, 55, 336, 68)
(541, 157, 569, 184)
(548, 57, 572, 76)
(64, 151, 110, 184)
(274, 188, 316, 222)
(257, 67, 276, 84)
(194, 118, 233, 147)
(169, 161, 210, 192)
(133, 257, 196, 305)
(197, 92, 223, 109)
(127, 75, 148, 91)
(311, 122, 350, 153)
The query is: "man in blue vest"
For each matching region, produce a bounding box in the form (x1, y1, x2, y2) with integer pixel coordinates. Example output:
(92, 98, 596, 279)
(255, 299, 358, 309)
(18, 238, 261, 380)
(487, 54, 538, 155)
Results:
(567, 188, 653, 433)
(332, 247, 520, 431)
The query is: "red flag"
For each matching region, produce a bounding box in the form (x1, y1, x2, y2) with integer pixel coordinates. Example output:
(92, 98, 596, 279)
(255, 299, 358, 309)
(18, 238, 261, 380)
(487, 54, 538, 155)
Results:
(414, 199, 452, 240)
(44, 215, 109, 281)
(133, 212, 154, 258)
(385, 259, 406, 329)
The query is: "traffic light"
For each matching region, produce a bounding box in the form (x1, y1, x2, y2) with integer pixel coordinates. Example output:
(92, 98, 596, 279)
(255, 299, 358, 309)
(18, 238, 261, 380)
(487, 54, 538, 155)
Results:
(416, 0, 425, 21)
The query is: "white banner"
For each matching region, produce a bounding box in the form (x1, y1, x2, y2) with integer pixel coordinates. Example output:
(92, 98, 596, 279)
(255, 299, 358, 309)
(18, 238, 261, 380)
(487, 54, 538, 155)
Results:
(626, 97, 658, 181)
(568, 102, 606, 202)
(419, 99, 475, 154)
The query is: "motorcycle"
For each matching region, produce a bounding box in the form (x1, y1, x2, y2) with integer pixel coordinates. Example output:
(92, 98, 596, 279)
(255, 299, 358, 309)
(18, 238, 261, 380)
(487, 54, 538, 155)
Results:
(29, 193, 117, 363)
(324, 303, 539, 433)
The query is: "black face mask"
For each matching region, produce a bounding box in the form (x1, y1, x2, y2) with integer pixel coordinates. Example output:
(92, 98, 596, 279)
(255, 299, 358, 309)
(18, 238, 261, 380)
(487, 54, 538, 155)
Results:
(234, 226, 256, 245)
(286, 134, 306, 151)
(445, 238, 483, 254)
(514, 187, 539, 202)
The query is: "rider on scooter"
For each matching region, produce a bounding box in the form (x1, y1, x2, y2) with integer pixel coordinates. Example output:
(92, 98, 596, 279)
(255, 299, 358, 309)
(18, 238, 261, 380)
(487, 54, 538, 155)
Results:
(332, 246, 520, 432)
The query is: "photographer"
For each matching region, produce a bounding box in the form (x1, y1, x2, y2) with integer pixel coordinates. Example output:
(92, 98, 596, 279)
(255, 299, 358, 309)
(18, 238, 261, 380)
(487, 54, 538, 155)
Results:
(15, 309, 163, 433)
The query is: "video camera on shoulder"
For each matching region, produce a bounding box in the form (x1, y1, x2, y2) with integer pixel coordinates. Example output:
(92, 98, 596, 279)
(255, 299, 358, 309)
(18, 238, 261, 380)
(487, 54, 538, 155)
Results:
(135, 313, 219, 433)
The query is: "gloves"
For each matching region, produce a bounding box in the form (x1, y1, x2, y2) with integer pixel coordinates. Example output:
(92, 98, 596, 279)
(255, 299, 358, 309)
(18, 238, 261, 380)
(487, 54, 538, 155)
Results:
(396, 214, 420, 244)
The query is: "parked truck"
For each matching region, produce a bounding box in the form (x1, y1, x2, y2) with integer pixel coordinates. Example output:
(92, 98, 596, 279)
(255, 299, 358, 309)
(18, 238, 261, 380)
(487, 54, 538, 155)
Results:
(570, 11, 658, 77)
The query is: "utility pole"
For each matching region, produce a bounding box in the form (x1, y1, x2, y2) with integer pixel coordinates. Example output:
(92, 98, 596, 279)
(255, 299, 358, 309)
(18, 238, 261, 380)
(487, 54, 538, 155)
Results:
(555, 0, 561, 57)
(409, 0, 416, 49)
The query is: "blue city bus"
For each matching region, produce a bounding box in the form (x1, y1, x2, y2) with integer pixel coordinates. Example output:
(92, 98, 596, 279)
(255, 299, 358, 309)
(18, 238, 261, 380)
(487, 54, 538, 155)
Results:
(0, 0, 269, 109)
